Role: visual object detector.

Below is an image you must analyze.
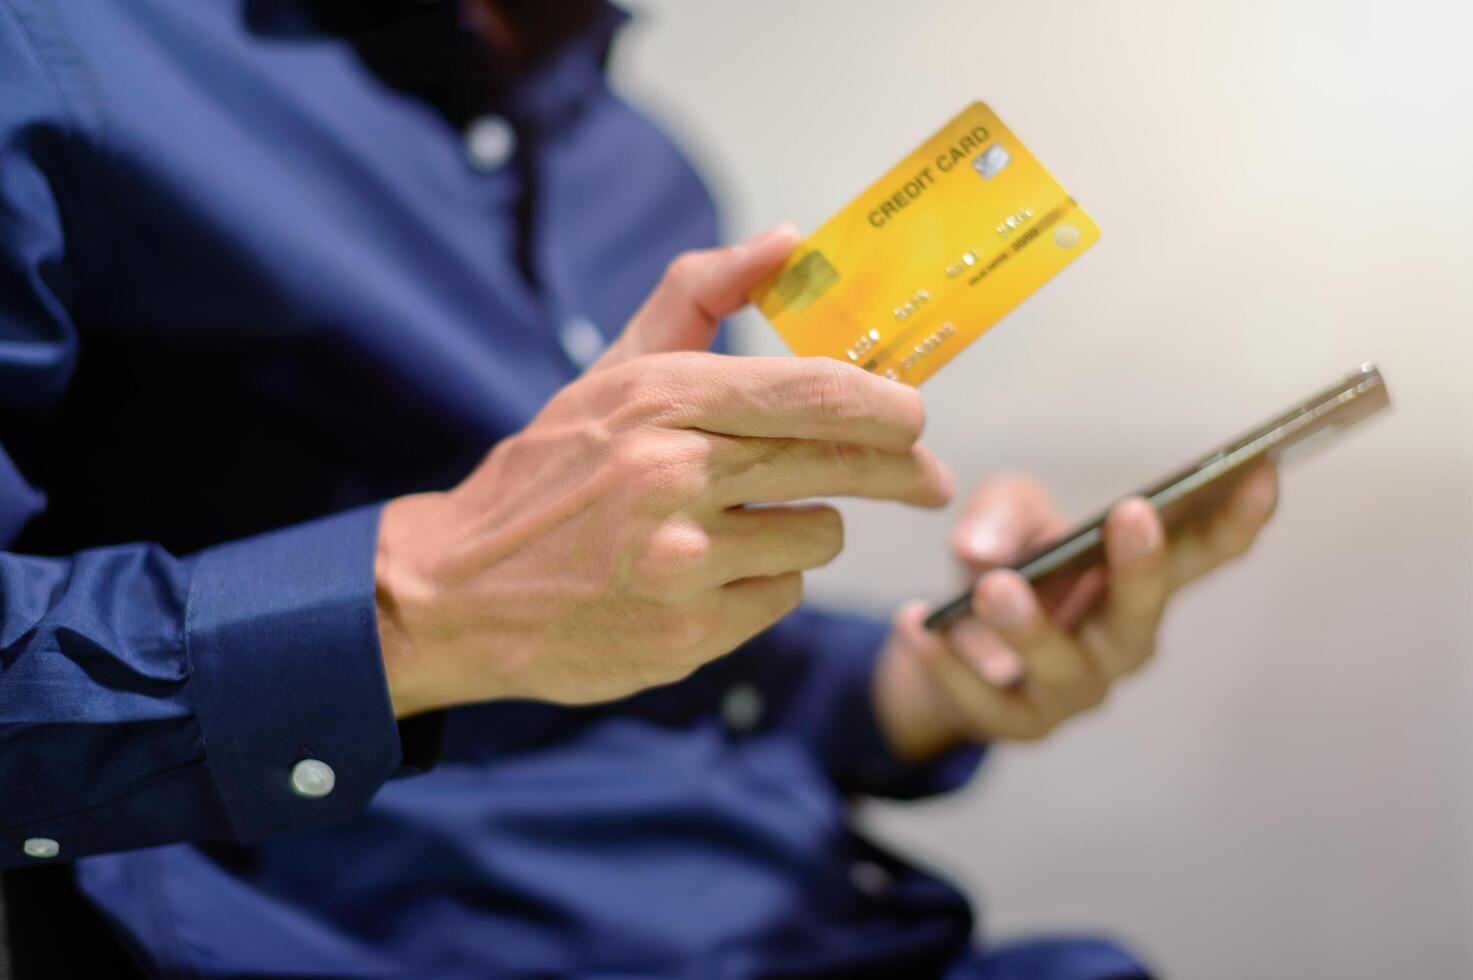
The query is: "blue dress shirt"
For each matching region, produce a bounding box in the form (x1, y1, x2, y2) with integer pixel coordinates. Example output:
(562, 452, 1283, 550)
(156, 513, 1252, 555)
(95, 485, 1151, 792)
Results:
(0, 1, 1148, 976)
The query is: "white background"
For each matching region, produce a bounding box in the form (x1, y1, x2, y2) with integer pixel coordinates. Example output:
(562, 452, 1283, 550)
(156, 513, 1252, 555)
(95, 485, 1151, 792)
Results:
(614, 2, 1473, 976)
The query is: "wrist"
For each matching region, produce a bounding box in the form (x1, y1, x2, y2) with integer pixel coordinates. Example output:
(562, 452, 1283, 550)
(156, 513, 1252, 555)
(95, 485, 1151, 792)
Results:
(376, 493, 450, 718)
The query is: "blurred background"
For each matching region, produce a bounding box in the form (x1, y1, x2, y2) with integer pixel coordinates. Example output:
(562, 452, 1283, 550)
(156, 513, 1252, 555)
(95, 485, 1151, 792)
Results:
(614, 1, 1473, 976)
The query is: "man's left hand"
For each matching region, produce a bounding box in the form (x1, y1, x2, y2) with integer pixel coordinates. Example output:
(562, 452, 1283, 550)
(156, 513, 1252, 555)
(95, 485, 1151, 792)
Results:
(874, 467, 1278, 761)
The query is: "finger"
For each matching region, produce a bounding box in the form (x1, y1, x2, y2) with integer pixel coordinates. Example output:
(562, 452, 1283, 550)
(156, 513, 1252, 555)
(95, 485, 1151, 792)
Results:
(1166, 464, 1279, 589)
(1082, 497, 1169, 677)
(710, 435, 953, 508)
(947, 615, 1024, 688)
(705, 504, 845, 583)
(594, 224, 800, 369)
(895, 603, 1049, 741)
(710, 571, 804, 653)
(629, 354, 929, 454)
(973, 570, 1106, 715)
(1035, 565, 1107, 632)
(948, 473, 1067, 568)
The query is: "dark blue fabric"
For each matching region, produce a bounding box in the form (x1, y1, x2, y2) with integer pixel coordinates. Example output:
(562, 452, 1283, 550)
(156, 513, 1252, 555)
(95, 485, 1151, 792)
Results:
(0, 1, 1147, 975)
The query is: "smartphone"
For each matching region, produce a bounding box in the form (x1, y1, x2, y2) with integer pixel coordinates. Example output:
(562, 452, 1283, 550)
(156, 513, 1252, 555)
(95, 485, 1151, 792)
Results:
(923, 364, 1391, 631)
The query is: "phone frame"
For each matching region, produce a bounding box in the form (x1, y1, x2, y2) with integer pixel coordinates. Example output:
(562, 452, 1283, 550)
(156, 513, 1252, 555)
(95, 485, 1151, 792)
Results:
(923, 363, 1390, 630)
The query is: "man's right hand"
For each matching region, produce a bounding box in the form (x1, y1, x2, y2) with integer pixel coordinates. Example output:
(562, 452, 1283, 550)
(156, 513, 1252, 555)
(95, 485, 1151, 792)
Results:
(375, 226, 953, 716)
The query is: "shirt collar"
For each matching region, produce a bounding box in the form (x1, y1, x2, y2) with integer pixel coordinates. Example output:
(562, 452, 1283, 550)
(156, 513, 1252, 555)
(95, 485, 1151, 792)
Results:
(244, 0, 630, 129)
(246, 0, 627, 52)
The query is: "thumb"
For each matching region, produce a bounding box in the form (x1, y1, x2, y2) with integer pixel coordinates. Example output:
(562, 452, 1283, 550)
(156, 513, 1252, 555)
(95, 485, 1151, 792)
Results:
(592, 223, 799, 371)
(948, 475, 1063, 571)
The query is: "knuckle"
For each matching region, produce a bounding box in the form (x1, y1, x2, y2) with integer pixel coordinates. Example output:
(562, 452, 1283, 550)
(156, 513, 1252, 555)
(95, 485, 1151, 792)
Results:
(638, 521, 712, 587)
(615, 433, 701, 501)
(662, 251, 705, 297)
(800, 362, 925, 447)
(825, 439, 870, 481)
(611, 430, 660, 469)
(610, 363, 689, 425)
(805, 361, 855, 431)
(733, 437, 797, 493)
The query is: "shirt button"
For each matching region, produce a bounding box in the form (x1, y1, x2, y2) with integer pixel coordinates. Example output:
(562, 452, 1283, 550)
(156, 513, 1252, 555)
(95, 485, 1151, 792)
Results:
(22, 837, 60, 859)
(464, 114, 516, 172)
(721, 684, 764, 733)
(558, 316, 606, 370)
(290, 758, 336, 799)
(849, 860, 893, 896)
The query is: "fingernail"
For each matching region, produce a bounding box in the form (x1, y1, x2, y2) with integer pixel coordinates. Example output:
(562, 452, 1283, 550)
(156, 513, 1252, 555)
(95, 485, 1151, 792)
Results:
(1119, 498, 1161, 557)
(979, 649, 1024, 688)
(964, 517, 1020, 563)
(979, 573, 1033, 631)
(737, 223, 798, 253)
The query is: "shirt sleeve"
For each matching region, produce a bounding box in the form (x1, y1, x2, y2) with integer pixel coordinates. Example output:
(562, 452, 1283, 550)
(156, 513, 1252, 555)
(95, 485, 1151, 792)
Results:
(747, 607, 986, 800)
(0, 8, 406, 868)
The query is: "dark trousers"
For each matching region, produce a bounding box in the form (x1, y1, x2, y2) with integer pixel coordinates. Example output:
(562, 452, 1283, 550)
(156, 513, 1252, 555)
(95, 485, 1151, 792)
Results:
(1, 867, 144, 979)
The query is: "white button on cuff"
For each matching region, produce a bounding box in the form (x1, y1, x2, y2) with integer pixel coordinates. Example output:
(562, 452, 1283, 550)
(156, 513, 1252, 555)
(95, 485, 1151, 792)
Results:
(22, 837, 60, 859)
(721, 684, 764, 733)
(290, 758, 336, 799)
(558, 316, 606, 370)
(464, 114, 516, 172)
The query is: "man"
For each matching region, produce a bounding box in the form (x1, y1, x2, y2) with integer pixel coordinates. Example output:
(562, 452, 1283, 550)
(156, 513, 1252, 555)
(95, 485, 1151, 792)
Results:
(0, 1, 1277, 976)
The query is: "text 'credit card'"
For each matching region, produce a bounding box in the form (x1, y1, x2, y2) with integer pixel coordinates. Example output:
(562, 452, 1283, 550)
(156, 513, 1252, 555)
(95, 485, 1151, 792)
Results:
(750, 102, 1099, 386)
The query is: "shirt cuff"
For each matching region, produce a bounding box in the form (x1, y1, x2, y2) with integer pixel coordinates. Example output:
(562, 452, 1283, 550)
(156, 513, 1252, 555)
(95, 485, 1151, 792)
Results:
(825, 613, 986, 800)
(185, 505, 403, 840)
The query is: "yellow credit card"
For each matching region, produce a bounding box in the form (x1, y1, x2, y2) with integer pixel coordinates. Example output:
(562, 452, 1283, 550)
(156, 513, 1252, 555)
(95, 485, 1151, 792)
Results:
(750, 102, 1099, 386)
